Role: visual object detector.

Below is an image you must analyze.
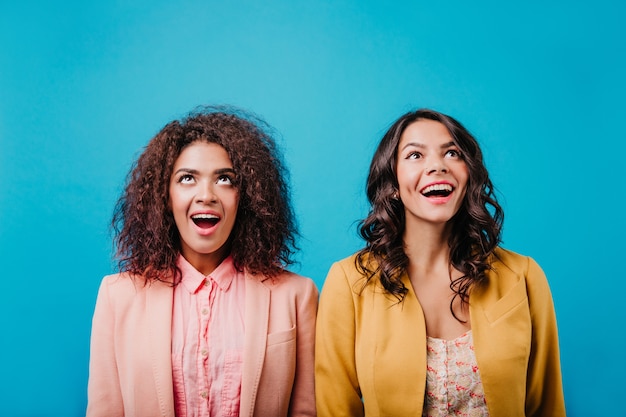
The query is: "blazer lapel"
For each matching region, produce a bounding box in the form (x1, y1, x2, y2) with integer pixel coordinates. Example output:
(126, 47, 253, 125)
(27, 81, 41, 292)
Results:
(146, 280, 175, 417)
(370, 273, 427, 414)
(240, 275, 271, 417)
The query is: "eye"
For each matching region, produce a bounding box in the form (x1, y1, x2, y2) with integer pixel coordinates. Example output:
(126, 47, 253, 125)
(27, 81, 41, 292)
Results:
(216, 175, 234, 185)
(406, 151, 422, 160)
(178, 174, 195, 184)
(445, 149, 462, 158)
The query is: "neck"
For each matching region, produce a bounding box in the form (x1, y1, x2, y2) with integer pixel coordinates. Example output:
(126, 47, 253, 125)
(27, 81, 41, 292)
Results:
(403, 221, 452, 278)
(180, 248, 229, 276)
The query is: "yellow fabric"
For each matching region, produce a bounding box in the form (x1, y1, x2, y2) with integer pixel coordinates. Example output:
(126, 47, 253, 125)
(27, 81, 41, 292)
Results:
(315, 247, 566, 417)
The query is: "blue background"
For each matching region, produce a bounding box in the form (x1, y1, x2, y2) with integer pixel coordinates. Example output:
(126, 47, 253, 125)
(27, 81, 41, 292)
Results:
(1, 1, 624, 416)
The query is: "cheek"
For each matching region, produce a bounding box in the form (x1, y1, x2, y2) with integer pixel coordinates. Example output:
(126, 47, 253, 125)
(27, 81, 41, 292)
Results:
(396, 167, 419, 190)
(228, 195, 240, 218)
(168, 191, 189, 220)
(215, 189, 239, 219)
(458, 161, 470, 180)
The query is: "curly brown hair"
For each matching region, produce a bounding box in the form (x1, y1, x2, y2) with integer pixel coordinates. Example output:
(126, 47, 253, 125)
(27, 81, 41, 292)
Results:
(356, 109, 503, 317)
(112, 105, 297, 283)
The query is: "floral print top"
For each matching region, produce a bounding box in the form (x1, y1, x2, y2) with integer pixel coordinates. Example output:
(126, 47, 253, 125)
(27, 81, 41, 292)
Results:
(422, 330, 489, 417)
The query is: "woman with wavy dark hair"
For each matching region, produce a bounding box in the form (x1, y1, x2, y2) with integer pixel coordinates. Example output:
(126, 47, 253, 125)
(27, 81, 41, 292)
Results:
(315, 109, 565, 416)
(87, 106, 317, 417)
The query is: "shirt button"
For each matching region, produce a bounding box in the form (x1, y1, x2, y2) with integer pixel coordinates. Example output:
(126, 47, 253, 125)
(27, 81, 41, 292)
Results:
(200, 391, 208, 399)
(201, 308, 209, 315)
(204, 279, 210, 287)
(201, 349, 208, 357)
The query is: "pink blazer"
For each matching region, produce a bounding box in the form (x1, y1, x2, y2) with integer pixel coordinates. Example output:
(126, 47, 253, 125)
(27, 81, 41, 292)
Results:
(87, 270, 318, 417)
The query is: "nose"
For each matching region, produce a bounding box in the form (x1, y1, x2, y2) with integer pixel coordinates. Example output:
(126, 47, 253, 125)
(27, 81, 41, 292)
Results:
(196, 181, 217, 204)
(426, 158, 448, 174)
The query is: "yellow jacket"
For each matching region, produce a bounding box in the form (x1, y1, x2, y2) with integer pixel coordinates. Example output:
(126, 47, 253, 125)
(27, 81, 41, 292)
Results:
(315, 247, 565, 416)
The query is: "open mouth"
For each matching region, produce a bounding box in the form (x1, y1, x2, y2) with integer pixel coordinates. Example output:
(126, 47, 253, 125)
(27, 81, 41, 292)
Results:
(420, 183, 453, 198)
(191, 213, 220, 229)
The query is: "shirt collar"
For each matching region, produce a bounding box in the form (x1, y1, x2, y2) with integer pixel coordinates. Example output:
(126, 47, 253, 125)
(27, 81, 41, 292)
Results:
(176, 254, 237, 294)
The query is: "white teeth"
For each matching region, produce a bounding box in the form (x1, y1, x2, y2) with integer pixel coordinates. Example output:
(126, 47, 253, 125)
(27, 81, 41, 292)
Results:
(191, 214, 219, 219)
(421, 184, 453, 194)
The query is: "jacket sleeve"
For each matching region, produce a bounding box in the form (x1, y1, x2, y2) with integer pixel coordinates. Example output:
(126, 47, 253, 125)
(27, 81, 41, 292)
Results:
(524, 257, 567, 417)
(288, 278, 319, 417)
(86, 276, 124, 417)
(315, 261, 365, 417)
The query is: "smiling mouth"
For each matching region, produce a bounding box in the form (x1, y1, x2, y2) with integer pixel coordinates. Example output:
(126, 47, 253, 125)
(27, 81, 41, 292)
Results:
(191, 214, 220, 228)
(421, 184, 453, 198)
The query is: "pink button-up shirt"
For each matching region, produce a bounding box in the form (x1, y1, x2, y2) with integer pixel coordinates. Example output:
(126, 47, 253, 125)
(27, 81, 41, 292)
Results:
(171, 255, 246, 417)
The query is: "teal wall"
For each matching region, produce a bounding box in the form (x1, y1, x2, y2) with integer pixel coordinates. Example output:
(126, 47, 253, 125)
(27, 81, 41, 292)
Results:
(1, 1, 624, 415)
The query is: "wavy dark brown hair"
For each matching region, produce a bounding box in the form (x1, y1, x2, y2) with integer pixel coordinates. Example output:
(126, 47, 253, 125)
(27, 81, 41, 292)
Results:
(112, 105, 297, 283)
(356, 109, 503, 318)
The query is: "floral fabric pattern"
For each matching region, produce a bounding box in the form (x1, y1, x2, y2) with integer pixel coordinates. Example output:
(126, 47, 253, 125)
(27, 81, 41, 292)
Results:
(422, 330, 488, 417)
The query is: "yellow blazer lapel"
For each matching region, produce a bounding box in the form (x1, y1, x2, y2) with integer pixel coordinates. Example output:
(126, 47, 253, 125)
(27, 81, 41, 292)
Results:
(368, 273, 427, 414)
(348, 272, 427, 414)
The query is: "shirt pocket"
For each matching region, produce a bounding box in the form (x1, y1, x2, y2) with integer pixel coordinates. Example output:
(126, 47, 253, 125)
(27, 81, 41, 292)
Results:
(263, 325, 298, 412)
(267, 324, 296, 346)
(480, 277, 532, 363)
(483, 277, 529, 325)
(222, 350, 243, 417)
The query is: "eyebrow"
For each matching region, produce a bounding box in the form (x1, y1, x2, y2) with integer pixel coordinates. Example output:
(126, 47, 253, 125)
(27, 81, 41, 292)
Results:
(400, 141, 456, 151)
(216, 168, 236, 176)
(173, 167, 236, 176)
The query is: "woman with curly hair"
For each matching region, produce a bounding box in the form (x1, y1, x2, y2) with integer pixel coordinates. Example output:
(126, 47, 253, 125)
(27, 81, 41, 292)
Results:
(315, 109, 565, 416)
(87, 106, 317, 417)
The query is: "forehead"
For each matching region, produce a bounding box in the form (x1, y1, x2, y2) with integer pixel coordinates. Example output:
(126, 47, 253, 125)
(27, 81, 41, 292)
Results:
(398, 119, 454, 149)
(174, 141, 233, 168)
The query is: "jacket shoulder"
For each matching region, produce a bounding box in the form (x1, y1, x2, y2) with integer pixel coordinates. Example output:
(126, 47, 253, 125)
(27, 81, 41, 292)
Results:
(320, 252, 378, 299)
(97, 273, 138, 299)
(254, 270, 319, 298)
(328, 253, 365, 282)
(492, 247, 531, 269)
(476, 247, 548, 306)
(96, 272, 173, 308)
(490, 247, 545, 280)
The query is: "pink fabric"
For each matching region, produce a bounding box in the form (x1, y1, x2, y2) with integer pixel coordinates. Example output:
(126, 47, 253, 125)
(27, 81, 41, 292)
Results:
(171, 255, 246, 417)
(87, 267, 317, 417)
(423, 331, 488, 417)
